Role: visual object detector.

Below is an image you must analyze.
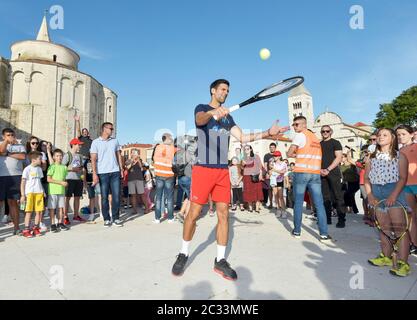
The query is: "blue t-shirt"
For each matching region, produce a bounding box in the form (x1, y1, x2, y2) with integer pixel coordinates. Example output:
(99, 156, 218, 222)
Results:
(194, 104, 236, 169)
(90, 137, 121, 174)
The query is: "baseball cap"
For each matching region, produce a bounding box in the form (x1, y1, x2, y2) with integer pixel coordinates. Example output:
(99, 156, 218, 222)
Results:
(273, 151, 282, 157)
(70, 138, 84, 145)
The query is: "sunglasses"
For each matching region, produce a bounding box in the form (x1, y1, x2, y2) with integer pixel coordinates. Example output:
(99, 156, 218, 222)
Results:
(321, 130, 331, 134)
(31, 142, 39, 145)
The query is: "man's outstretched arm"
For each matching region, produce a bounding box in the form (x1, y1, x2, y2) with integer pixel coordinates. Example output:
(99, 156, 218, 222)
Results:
(230, 121, 289, 144)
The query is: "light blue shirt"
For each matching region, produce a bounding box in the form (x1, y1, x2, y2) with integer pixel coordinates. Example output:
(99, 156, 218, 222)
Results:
(90, 137, 121, 174)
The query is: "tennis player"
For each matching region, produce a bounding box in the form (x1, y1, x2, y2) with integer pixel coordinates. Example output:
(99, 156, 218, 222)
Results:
(171, 79, 289, 280)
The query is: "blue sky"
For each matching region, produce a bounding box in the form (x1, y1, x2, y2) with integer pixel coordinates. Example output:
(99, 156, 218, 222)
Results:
(1, 0, 416, 144)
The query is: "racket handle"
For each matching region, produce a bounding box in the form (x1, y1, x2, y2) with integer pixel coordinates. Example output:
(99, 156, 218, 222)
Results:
(213, 104, 240, 121)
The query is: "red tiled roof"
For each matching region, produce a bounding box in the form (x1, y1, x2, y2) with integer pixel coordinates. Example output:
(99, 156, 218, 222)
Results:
(353, 122, 368, 127)
(122, 143, 153, 148)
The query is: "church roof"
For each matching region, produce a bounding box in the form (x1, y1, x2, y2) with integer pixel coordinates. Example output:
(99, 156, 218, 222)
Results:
(353, 122, 368, 127)
(36, 15, 50, 42)
(289, 83, 311, 97)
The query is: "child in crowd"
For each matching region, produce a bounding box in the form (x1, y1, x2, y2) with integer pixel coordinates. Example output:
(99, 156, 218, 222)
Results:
(20, 151, 45, 237)
(122, 168, 129, 210)
(229, 157, 244, 211)
(269, 151, 287, 218)
(47, 149, 69, 232)
(83, 156, 99, 222)
(365, 128, 411, 277)
(143, 163, 155, 213)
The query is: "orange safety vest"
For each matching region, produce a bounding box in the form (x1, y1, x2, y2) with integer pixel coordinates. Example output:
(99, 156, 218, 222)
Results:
(153, 144, 176, 178)
(293, 130, 322, 175)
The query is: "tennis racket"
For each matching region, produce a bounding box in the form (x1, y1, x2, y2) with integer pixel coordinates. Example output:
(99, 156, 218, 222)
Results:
(213, 76, 304, 120)
(373, 199, 411, 270)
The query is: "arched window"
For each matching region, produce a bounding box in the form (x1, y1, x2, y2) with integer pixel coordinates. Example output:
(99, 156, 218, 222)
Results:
(109, 105, 112, 113)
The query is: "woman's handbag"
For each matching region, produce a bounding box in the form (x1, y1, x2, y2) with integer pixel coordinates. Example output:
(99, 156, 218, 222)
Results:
(251, 174, 260, 183)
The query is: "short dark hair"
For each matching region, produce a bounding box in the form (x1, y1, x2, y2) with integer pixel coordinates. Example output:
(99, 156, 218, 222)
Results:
(210, 79, 230, 95)
(53, 149, 64, 156)
(28, 151, 42, 161)
(269, 143, 277, 148)
(395, 124, 414, 134)
(2, 128, 14, 136)
(293, 116, 307, 122)
(101, 122, 113, 131)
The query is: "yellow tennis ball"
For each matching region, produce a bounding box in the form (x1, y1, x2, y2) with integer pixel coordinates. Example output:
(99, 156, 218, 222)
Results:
(259, 48, 271, 60)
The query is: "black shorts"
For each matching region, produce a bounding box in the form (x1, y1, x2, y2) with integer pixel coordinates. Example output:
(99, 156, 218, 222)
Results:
(66, 180, 83, 197)
(0, 176, 21, 201)
(272, 181, 284, 188)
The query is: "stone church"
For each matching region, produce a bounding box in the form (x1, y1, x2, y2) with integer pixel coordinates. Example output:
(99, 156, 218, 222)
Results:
(287, 82, 373, 157)
(0, 16, 117, 148)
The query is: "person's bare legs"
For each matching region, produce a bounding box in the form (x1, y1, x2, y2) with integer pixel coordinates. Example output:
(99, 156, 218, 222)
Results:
(73, 197, 80, 218)
(179, 198, 190, 218)
(58, 208, 64, 224)
(375, 208, 393, 258)
(140, 193, 149, 213)
(389, 207, 411, 264)
(8, 199, 19, 231)
(183, 202, 203, 241)
(277, 187, 285, 211)
(215, 202, 229, 246)
(34, 211, 42, 227)
(24, 211, 32, 229)
(64, 197, 71, 219)
(130, 194, 138, 214)
(406, 193, 417, 246)
(49, 209, 56, 225)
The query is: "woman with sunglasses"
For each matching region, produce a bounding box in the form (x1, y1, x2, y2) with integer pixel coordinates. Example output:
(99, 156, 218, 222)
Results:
(242, 145, 263, 213)
(25, 136, 48, 231)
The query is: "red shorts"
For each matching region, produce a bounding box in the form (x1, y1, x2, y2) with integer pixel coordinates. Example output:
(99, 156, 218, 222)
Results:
(190, 166, 231, 205)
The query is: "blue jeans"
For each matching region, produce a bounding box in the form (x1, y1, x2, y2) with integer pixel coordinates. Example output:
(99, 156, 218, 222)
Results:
(176, 185, 184, 208)
(178, 175, 191, 199)
(293, 173, 328, 236)
(99, 172, 121, 222)
(155, 177, 175, 220)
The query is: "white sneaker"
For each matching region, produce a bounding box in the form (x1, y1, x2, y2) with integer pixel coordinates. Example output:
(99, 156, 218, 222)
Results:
(1, 214, 9, 224)
(152, 219, 161, 224)
(87, 214, 96, 224)
(40, 222, 48, 232)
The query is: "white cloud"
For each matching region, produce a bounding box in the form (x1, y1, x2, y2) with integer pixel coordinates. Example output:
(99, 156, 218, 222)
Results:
(57, 36, 105, 61)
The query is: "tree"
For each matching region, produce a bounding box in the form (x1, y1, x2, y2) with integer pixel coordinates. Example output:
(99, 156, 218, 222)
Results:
(373, 86, 417, 128)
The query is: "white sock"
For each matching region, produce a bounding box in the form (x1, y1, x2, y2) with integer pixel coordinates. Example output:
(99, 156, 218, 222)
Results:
(180, 240, 190, 256)
(216, 245, 226, 262)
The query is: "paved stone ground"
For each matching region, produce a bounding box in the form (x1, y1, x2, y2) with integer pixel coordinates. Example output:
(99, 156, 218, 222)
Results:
(1, 196, 416, 300)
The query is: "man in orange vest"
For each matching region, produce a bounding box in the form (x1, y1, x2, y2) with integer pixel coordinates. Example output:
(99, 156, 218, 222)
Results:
(171, 79, 289, 281)
(152, 133, 176, 223)
(287, 116, 332, 241)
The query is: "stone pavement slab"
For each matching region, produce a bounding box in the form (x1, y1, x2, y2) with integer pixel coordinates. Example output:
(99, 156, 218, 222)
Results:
(1, 203, 417, 300)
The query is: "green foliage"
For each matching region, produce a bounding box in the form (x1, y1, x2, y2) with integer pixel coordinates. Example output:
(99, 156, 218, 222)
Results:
(373, 86, 417, 128)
